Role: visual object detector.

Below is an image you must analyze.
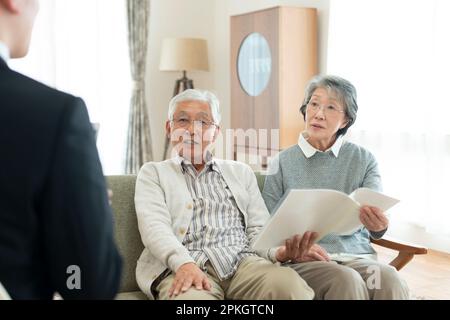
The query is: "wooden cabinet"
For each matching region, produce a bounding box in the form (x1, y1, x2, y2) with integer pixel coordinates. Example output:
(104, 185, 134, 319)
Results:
(231, 6, 318, 159)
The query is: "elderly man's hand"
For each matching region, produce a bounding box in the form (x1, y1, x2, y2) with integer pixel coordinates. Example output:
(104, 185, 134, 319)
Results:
(275, 231, 329, 263)
(169, 263, 211, 297)
(359, 206, 389, 232)
(293, 244, 331, 263)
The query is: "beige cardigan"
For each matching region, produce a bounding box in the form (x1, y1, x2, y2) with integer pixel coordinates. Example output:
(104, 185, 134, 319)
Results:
(134, 158, 273, 299)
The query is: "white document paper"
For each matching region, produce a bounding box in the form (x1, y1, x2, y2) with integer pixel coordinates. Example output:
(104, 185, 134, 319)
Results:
(252, 188, 399, 250)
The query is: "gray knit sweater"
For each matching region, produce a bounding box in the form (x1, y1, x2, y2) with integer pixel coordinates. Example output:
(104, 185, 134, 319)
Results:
(262, 141, 386, 255)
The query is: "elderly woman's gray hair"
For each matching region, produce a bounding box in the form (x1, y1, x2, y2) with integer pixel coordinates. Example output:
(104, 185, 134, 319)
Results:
(168, 89, 222, 125)
(300, 75, 358, 137)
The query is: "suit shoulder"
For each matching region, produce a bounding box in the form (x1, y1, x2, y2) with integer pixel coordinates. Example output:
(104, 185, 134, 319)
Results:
(4, 69, 80, 106)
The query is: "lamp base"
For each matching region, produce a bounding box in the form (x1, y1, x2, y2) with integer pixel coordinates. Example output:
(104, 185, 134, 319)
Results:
(173, 71, 194, 96)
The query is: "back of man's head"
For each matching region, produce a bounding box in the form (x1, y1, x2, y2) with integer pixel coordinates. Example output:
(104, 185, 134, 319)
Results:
(0, 0, 39, 58)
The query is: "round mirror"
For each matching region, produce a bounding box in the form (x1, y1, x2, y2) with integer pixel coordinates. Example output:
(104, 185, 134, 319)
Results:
(237, 33, 272, 97)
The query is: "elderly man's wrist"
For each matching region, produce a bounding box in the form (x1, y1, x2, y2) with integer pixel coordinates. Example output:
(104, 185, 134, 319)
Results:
(266, 247, 282, 263)
(273, 247, 289, 263)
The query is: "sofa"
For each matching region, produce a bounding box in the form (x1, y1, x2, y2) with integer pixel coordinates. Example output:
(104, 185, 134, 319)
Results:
(107, 173, 426, 300)
(107, 175, 146, 300)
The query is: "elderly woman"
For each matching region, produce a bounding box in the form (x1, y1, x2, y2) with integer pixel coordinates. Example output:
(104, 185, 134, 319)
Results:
(262, 75, 409, 300)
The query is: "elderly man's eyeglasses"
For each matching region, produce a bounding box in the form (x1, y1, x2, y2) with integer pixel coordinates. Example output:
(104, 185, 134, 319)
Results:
(306, 101, 345, 116)
(171, 117, 217, 129)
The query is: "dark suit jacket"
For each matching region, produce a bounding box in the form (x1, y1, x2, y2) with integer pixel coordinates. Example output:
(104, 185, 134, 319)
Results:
(0, 58, 122, 299)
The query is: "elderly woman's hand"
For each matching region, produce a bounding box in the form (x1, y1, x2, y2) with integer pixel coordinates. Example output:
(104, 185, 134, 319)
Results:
(359, 206, 389, 232)
(275, 231, 329, 263)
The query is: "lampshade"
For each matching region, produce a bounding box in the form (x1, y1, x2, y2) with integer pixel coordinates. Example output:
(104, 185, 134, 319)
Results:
(159, 38, 209, 72)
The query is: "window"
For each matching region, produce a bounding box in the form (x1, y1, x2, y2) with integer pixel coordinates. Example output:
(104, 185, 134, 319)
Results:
(9, 0, 131, 174)
(328, 0, 450, 236)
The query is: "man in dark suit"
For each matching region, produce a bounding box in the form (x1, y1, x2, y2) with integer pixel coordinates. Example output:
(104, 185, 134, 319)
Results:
(0, 0, 122, 299)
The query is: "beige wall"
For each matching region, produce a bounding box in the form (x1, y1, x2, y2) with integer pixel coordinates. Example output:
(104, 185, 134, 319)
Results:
(147, 0, 330, 161)
(147, 0, 216, 161)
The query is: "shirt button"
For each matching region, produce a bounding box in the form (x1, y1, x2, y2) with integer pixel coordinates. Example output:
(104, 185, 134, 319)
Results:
(179, 228, 186, 235)
(186, 203, 193, 210)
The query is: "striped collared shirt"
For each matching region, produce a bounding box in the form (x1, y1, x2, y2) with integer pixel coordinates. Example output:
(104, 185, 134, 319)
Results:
(179, 157, 256, 280)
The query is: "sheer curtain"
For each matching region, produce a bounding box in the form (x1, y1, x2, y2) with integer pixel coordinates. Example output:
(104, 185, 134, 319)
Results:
(328, 0, 450, 236)
(125, 0, 153, 174)
(9, 0, 131, 175)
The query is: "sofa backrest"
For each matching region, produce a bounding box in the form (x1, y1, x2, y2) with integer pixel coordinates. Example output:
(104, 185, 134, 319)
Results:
(107, 175, 143, 293)
(106, 172, 267, 293)
(254, 172, 266, 193)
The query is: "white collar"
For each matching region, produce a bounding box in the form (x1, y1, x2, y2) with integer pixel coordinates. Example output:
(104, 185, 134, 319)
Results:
(0, 41, 10, 62)
(298, 132, 344, 158)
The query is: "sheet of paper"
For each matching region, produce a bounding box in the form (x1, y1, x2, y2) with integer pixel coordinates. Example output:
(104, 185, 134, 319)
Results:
(252, 189, 361, 250)
(252, 188, 400, 250)
(350, 188, 399, 212)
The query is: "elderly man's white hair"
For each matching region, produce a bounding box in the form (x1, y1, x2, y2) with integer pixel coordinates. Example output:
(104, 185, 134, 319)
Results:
(167, 89, 222, 125)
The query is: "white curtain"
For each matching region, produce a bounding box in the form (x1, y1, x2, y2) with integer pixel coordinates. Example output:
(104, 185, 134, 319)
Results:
(9, 0, 131, 175)
(328, 0, 450, 236)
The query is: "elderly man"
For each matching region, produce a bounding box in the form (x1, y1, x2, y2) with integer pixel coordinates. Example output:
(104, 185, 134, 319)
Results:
(135, 89, 315, 300)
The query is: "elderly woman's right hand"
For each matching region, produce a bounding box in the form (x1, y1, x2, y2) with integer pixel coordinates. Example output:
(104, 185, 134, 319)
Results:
(169, 262, 211, 297)
(275, 231, 330, 263)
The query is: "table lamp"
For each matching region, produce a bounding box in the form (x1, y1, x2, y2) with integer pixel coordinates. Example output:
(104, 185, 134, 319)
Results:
(160, 38, 209, 159)
(160, 38, 209, 96)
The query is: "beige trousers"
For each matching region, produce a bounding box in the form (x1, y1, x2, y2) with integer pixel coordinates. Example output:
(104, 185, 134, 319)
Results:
(288, 258, 410, 300)
(156, 256, 314, 300)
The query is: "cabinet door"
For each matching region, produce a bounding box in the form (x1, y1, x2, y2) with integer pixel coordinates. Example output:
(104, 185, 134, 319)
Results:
(231, 7, 317, 153)
(231, 8, 279, 135)
(252, 8, 279, 133)
(231, 12, 255, 139)
(279, 7, 318, 149)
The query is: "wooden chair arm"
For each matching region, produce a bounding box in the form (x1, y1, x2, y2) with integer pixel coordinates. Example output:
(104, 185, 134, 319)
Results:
(371, 237, 428, 271)
(371, 237, 428, 254)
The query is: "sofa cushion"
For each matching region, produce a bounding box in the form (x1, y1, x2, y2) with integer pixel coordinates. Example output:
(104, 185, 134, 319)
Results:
(115, 291, 148, 300)
(254, 171, 266, 192)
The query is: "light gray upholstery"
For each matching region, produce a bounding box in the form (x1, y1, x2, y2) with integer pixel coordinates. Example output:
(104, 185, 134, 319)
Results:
(115, 291, 148, 300)
(107, 175, 145, 299)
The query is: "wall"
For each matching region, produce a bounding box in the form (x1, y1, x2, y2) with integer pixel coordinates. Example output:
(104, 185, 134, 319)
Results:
(147, 0, 330, 161)
(147, 0, 216, 161)
(387, 223, 450, 254)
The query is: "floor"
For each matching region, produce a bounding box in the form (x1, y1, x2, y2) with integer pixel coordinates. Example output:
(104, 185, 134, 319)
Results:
(374, 244, 450, 300)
